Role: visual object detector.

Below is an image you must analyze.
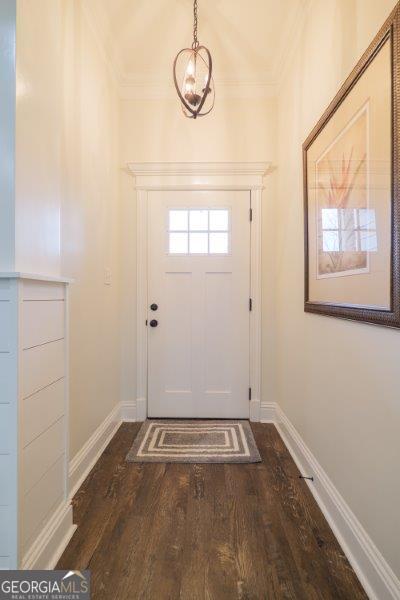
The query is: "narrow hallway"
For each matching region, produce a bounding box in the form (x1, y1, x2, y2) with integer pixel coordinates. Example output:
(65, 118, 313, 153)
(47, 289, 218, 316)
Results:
(1, 1, 399, 597)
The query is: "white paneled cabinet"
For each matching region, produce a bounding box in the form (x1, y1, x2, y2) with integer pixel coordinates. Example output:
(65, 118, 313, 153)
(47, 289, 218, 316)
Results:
(22, 300, 65, 349)
(0, 273, 72, 569)
(22, 378, 65, 447)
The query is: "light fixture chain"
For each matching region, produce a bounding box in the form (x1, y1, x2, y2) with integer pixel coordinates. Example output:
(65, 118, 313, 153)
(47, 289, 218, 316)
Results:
(192, 0, 199, 49)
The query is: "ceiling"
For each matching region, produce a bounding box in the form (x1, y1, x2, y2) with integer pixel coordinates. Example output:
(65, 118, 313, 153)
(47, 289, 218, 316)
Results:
(85, 0, 307, 94)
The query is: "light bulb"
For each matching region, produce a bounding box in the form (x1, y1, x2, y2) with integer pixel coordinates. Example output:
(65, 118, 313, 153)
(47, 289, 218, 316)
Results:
(185, 73, 195, 92)
(186, 60, 194, 76)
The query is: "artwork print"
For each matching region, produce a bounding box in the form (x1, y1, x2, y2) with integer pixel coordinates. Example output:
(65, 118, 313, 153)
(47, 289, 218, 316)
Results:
(316, 104, 377, 279)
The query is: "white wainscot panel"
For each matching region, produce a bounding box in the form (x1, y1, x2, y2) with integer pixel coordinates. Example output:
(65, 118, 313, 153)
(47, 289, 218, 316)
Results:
(0, 557, 11, 569)
(22, 378, 65, 448)
(22, 418, 65, 495)
(22, 455, 64, 552)
(0, 300, 13, 349)
(22, 300, 64, 349)
(0, 404, 13, 453)
(0, 275, 70, 569)
(0, 506, 12, 564)
(22, 339, 65, 399)
(0, 352, 16, 404)
(0, 455, 13, 506)
(22, 281, 64, 301)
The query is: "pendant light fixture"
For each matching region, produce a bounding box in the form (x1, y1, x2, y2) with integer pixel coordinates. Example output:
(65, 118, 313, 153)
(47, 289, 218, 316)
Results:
(173, 0, 215, 118)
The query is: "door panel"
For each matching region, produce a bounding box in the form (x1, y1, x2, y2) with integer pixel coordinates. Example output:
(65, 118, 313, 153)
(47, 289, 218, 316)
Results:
(204, 272, 232, 392)
(164, 272, 192, 392)
(148, 190, 250, 418)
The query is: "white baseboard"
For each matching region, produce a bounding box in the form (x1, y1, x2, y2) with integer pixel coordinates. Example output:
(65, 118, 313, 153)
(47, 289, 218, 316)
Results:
(121, 399, 137, 422)
(275, 403, 400, 600)
(68, 402, 122, 499)
(259, 401, 277, 423)
(22, 501, 76, 569)
(136, 397, 146, 421)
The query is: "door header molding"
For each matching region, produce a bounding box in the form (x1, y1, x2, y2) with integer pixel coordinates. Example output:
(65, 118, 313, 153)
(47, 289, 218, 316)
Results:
(127, 162, 271, 176)
(127, 162, 272, 191)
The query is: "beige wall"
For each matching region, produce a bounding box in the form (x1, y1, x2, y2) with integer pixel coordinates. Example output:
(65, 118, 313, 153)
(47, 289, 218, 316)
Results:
(15, 0, 122, 459)
(119, 96, 277, 410)
(120, 96, 276, 164)
(15, 0, 63, 276)
(275, 0, 399, 577)
(61, 1, 121, 458)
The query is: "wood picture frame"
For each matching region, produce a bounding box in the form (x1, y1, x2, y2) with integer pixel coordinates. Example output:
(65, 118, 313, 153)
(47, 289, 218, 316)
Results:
(303, 4, 400, 327)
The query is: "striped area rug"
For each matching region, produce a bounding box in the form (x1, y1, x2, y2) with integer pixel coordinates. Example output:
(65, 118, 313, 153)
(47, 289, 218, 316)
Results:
(125, 420, 261, 463)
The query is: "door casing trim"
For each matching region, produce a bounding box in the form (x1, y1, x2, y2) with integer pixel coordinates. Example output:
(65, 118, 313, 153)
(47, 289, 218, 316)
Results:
(128, 162, 271, 422)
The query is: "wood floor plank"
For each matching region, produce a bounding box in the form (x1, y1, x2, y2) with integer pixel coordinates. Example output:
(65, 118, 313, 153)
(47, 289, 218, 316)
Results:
(202, 465, 241, 599)
(87, 467, 146, 599)
(57, 422, 367, 600)
(120, 463, 189, 599)
(179, 464, 213, 600)
(249, 462, 309, 600)
(72, 423, 141, 525)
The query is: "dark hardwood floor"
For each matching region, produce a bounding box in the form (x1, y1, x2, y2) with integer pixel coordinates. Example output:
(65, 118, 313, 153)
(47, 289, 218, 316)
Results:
(57, 423, 367, 599)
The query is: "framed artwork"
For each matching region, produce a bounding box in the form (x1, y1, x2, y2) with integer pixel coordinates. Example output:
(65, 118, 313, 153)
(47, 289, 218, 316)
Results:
(303, 4, 400, 327)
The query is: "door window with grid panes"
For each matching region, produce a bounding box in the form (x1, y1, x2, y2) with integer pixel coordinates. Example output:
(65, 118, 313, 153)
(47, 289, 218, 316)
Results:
(168, 209, 230, 255)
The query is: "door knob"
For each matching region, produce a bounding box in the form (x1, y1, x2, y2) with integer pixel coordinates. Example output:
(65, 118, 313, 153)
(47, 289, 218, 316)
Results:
(150, 303, 158, 311)
(150, 319, 158, 327)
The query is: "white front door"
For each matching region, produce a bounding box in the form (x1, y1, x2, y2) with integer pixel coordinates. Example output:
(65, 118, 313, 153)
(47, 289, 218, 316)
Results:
(147, 190, 251, 418)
